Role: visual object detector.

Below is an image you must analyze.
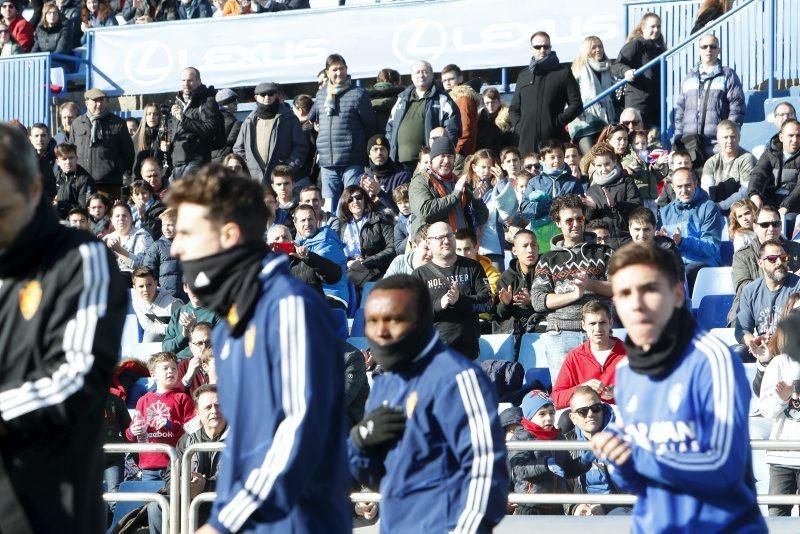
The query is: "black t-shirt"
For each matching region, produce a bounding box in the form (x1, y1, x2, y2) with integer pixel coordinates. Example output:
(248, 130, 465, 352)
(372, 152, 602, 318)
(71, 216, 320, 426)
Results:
(413, 256, 491, 359)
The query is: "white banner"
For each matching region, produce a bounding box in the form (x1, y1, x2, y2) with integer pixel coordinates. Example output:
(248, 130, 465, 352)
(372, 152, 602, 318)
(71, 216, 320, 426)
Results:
(89, 0, 625, 95)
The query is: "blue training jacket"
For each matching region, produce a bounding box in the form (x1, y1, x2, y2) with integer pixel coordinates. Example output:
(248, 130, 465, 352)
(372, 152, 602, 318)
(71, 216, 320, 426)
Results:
(348, 333, 508, 533)
(208, 254, 350, 534)
(608, 329, 767, 533)
(658, 187, 722, 267)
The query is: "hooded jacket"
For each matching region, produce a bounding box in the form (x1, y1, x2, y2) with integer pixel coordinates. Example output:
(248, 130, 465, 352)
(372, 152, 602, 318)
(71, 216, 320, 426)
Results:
(363, 158, 410, 213)
(509, 52, 583, 155)
(519, 167, 584, 223)
(385, 249, 417, 277)
(296, 225, 349, 307)
(674, 62, 745, 140)
(659, 187, 722, 266)
(69, 112, 135, 186)
(233, 105, 308, 183)
(747, 135, 800, 212)
(386, 84, 461, 162)
(143, 236, 184, 298)
(584, 169, 642, 238)
(449, 83, 480, 156)
(171, 84, 226, 167)
(551, 339, 626, 409)
(313, 83, 376, 167)
(368, 82, 404, 137)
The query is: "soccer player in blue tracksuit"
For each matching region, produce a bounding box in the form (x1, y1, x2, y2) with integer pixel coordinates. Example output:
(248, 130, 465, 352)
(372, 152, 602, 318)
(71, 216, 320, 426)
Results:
(592, 242, 766, 533)
(348, 275, 508, 533)
(169, 168, 350, 534)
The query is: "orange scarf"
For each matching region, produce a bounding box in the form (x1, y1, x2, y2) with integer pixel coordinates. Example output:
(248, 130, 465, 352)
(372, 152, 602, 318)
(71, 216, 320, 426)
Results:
(426, 170, 469, 231)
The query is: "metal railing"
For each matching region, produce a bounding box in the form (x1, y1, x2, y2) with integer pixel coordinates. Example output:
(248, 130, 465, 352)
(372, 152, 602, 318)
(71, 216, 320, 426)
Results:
(0, 53, 51, 127)
(104, 443, 180, 534)
(180, 442, 224, 534)
(104, 492, 171, 534)
(188, 492, 216, 533)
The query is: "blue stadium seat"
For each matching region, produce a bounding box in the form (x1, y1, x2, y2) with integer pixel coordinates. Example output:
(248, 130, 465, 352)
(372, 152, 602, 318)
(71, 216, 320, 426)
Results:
(107, 480, 164, 534)
(691, 266, 734, 308)
(696, 294, 734, 331)
(517, 333, 551, 388)
(346, 281, 358, 318)
(346, 336, 368, 351)
(120, 314, 141, 349)
(478, 334, 515, 363)
(720, 240, 734, 266)
(330, 308, 348, 339)
(739, 120, 776, 153)
(359, 281, 377, 309)
(524, 367, 552, 392)
(350, 308, 365, 337)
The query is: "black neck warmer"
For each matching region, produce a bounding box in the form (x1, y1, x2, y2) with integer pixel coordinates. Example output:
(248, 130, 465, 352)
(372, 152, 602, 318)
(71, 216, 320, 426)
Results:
(624, 304, 696, 379)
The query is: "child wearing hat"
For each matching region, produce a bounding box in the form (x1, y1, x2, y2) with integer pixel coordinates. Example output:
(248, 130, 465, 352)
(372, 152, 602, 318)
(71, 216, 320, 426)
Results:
(508, 390, 592, 515)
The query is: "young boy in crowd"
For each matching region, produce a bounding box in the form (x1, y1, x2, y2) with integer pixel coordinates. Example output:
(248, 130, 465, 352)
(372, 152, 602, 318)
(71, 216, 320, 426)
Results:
(54, 142, 95, 220)
(125, 352, 196, 481)
(586, 219, 612, 247)
(131, 267, 182, 342)
(144, 208, 184, 299)
(392, 183, 413, 254)
(495, 229, 539, 334)
(67, 207, 91, 231)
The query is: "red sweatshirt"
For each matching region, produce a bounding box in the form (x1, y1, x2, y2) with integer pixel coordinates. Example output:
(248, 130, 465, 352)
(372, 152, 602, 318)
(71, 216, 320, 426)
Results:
(551, 338, 627, 409)
(125, 389, 195, 469)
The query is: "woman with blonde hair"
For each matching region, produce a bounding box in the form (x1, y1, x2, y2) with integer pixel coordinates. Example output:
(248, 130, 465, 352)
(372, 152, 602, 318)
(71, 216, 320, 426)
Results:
(612, 12, 666, 129)
(692, 0, 734, 33)
(569, 36, 616, 154)
(132, 102, 166, 176)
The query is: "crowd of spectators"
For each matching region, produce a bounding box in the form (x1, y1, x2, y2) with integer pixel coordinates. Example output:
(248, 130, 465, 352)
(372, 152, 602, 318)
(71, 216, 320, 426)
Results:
(7, 0, 800, 527)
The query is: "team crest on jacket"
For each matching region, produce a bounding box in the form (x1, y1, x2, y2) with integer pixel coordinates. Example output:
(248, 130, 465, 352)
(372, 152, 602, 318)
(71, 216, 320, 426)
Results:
(244, 325, 256, 357)
(19, 280, 43, 321)
(406, 391, 418, 419)
(227, 304, 239, 327)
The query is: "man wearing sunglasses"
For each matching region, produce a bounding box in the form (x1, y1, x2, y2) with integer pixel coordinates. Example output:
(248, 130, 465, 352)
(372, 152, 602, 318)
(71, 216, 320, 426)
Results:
(508, 30, 582, 156)
(735, 240, 800, 362)
(729, 204, 800, 326)
(674, 34, 745, 164)
(566, 386, 632, 517)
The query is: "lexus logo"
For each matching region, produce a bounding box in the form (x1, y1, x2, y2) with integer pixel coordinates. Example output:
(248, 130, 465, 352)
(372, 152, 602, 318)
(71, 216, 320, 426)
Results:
(392, 19, 447, 66)
(123, 41, 175, 87)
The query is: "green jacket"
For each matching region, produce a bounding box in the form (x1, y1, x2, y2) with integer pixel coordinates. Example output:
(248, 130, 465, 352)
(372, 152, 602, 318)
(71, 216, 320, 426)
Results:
(162, 303, 219, 359)
(408, 170, 489, 234)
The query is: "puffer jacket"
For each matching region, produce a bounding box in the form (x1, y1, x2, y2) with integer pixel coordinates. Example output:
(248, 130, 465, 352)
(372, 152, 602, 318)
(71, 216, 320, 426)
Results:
(659, 187, 722, 266)
(313, 83, 376, 167)
(338, 211, 395, 278)
(748, 136, 800, 212)
(171, 84, 225, 167)
(233, 105, 308, 183)
(584, 169, 642, 238)
(297, 226, 349, 307)
(674, 62, 745, 139)
(385, 84, 461, 161)
(143, 236, 184, 298)
(31, 21, 72, 54)
(520, 167, 584, 222)
(69, 113, 135, 186)
(54, 164, 95, 219)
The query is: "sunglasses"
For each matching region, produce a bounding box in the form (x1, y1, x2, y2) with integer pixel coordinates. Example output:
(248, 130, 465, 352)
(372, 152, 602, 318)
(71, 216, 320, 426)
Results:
(531, 44, 552, 50)
(761, 254, 789, 264)
(258, 90, 277, 97)
(699, 44, 719, 50)
(348, 193, 365, 203)
(574, 403, 603, 418)
(756, 220, 781, 229)
(621, 120, 641, 126)
(524, 163, 542, 170)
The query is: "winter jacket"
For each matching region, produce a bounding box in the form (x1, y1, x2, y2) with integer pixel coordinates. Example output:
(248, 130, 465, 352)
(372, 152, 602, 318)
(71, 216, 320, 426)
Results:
(69, 112, 135, 186)
(674, 62, 745, 141)
(508, 426, 591, 515)
(509, 53, 582, 155)
(620, 149, 660, 201)
(287, 250, 342, 296)
(532, 233, 613, 332)
(296, 225, 349, 307)
(363, 159, 411, 213)
(584, 171, 642, 238)
(449, 83, 479, 156)
(701, 149, 757, 211)
(0, 199, 126, 533)
(170, 84, 225, 167)
(7, 15, 34, 52)
(612, 38, 666, 127)
(568, 61, 616, 139)
(408, 168, 489, 234)
(313, 83, 376, 167)
(393, 212, 412, 254)
(54, 164, 95, 220)
(338, 211, 396, 278)
(759, 354, 800, 466)
(162, 303, 219, 359)
(609, 332, 766, 533)
(131, 288, 182, 342)
(480, 178, 518, 257)
(57, 0, 82, 47)
(476, 106, 514, 156)
(209, 254, 350, 534)
(551, 339, 626, 409)
(233, 106, 307, 183)
(747, 137, 800, 212)
(348, 334, 508, 532)
(163, 424, 228, 488)
(386, 84, 461, 162)
(210, 108, 242, 163)
(734, 273, 800, 343)
(493, 259, 537, 335)
(343, 342, 369, 428)
(659, 187, 722, 266)
(384, 249, 416, 276)
(368, 82, 404, 137)
(176, 0, 212, 19)
(134, 197, 166, 240)
(520, 166, 584, 223)
(31, 21, 72, 54)
(143, 236, 184, 298)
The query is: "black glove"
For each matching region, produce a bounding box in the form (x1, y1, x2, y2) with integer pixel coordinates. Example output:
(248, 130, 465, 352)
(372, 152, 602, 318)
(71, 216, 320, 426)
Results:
(350, 405, 406, 451)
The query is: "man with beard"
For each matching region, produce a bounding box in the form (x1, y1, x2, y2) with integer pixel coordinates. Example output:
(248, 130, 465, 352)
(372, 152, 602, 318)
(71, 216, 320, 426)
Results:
(168, 166, 349, 533)
(348, 274, 508, 532)
(360, 134, 410, 213)
(735, 240, 800, 361)
(592, 242, 765, 533)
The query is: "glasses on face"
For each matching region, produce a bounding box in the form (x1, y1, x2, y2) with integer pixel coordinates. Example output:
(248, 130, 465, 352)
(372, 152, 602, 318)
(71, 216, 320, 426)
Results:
(621, 120, 641, 127)
(761, 254, 789, 264)
(0, 29, 8, 34)
(574, 403, 603, 418)
(428, 232, 454, 242)
(524, 163, 542, 170)
(191, 340, 211, 348)
(699, 44, 719, 50)
(776, 112, 796, 119)
(756, 220, 781, 229)
(258, 90, 277, 97)
(348, 193, 364, 203)
(563, 215, 586, 226)
(531, 44, 551, 50)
